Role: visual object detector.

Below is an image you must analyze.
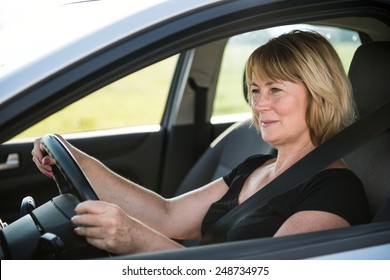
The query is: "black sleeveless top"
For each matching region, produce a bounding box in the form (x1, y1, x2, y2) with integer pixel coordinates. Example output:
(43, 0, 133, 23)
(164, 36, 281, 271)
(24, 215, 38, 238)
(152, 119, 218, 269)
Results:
(201, 154, 370, 242)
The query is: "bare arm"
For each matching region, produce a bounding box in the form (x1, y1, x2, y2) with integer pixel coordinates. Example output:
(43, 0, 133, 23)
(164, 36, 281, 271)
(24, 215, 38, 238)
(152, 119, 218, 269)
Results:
(274, 210, 350, 237)
(74, 151, 228, 240)
(70, 178, 229, 254)
(32, 135, 228, 240)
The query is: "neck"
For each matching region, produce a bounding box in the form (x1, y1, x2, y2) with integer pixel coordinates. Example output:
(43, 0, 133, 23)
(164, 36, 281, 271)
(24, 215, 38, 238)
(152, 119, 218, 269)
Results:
(272, 140, 316, 175)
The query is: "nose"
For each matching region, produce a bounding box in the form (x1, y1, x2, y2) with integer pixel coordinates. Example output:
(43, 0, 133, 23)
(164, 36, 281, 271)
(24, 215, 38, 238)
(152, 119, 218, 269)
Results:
(251, 93, 271, 111)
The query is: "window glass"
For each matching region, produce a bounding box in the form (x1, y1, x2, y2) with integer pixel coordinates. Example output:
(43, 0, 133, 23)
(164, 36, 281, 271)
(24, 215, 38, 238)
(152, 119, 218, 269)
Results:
(14, 55, 178, 139)
(212, 25, 361, 123)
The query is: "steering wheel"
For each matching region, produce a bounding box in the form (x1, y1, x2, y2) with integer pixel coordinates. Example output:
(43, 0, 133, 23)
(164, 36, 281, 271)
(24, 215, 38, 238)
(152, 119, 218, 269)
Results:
(0, 134, 107, 260)
(40, 134, 99, 201)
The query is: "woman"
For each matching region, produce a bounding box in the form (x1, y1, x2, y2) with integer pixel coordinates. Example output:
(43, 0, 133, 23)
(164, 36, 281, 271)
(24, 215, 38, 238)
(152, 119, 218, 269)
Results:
(32, 30, 370, 255)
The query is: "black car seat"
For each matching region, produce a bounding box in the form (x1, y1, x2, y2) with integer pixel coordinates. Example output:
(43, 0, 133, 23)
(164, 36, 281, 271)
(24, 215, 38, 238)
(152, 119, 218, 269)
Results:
(344, 41, 390, 222)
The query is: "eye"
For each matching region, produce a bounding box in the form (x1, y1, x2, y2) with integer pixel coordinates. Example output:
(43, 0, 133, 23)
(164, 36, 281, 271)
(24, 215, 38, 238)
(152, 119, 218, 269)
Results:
(270, 87, 282, 94)
(251, 88, 260, 95)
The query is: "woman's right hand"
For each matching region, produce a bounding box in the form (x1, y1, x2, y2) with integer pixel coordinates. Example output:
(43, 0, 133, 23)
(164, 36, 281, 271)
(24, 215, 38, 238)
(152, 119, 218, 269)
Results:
(31, 137, 56, 178)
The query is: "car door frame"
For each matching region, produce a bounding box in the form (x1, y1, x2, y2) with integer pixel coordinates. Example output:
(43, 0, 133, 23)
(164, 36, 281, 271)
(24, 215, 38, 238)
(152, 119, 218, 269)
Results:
(0, 0, 389, 225)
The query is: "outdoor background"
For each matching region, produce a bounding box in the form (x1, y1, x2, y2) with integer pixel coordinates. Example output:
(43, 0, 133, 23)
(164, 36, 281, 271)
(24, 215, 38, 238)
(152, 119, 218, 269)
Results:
(13, 25, 361, 140)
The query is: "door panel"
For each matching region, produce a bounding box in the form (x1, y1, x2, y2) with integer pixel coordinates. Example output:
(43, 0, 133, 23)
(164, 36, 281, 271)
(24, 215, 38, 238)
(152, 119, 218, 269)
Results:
(0, 130, 165, 224)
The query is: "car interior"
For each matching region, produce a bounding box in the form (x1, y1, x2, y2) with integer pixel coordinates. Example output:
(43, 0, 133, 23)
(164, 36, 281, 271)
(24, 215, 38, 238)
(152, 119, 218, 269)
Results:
(173, 40, 390, 247)
(123, 38, 390, 259)
(205, 41, 390, 222)
(1, 2, 390, 259)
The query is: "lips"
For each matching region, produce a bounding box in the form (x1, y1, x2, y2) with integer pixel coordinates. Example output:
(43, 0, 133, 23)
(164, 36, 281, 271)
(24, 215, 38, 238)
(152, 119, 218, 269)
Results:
(260, 120, 278, 127)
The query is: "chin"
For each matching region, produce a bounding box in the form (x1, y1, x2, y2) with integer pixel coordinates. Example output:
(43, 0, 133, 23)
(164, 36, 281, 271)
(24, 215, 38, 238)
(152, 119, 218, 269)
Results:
(260, 135, 279, 147)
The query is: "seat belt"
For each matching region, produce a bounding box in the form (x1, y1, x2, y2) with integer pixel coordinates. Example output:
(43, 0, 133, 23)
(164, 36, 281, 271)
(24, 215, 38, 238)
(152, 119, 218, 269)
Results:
(200, 100, 390, 245)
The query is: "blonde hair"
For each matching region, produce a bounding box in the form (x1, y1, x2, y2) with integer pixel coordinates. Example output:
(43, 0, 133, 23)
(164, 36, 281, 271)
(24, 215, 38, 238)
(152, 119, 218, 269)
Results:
(245, 30, 357, 146)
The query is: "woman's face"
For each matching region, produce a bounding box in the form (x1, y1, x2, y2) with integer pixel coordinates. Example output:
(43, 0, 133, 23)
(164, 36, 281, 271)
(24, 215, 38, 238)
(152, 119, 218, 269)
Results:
(250, 75, 311, 148)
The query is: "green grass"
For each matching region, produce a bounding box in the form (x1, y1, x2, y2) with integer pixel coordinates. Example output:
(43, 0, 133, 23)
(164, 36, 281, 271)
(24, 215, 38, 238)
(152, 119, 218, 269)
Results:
(213, 43, 258, 116)
(15, 56, 178, 139)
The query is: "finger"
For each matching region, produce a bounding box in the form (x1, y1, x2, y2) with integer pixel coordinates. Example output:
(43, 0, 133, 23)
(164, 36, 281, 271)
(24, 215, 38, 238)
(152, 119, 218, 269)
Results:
(72, 201, 109, 226)
(32, 138, 44, 163)
(71, 212, 105, 228)
(41, 155, 55, 165)
(32, 158, 53, 177)
(33, 157, 53, 171)
(74, 224, 103, 238)
(74, 200, 113, 215)
(32, 138, 56, 175)
(32, 153, 54, 176)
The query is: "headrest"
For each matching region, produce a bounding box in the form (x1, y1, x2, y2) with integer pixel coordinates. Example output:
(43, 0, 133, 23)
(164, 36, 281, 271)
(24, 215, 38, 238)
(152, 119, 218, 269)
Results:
(348, 41, 390, 116)
(243, 71, 249, 103)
